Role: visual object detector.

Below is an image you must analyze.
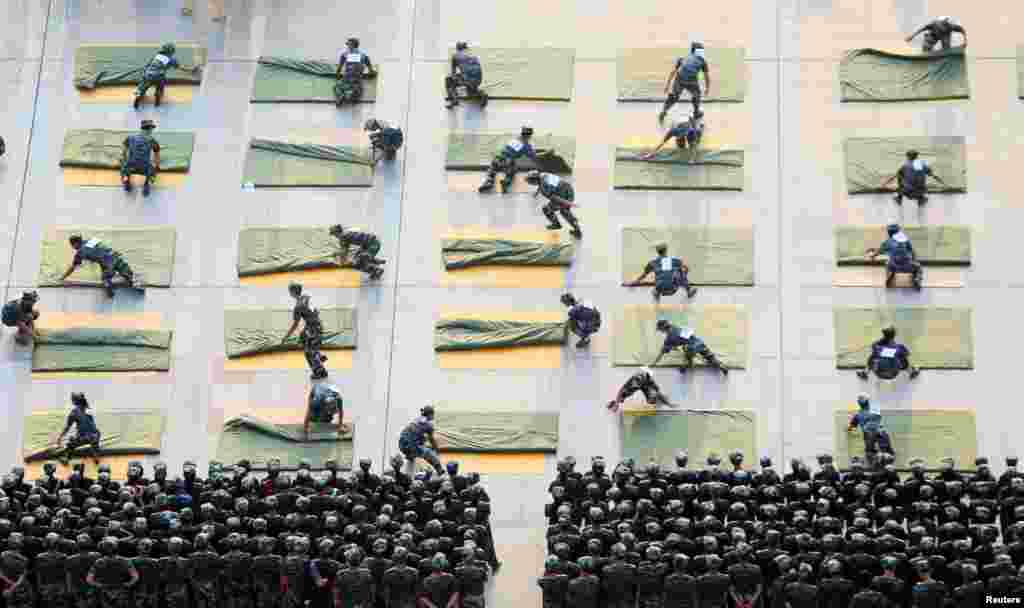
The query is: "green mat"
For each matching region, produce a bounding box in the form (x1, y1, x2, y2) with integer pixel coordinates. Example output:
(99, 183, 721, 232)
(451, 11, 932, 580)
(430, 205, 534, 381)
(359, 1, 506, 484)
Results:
(447, 47, 575, 101)
(59, 130, 196, 172)
(23, 409, 166, 461)
(38, 227, 177, 288)
(250, 57, 378, 103)
(241, 140, 373, 187)
(434, 318, 567, 352)
(215, 415, 354, 470)
(834, 307, 973, 369)
(834, 409, 977, 468)
(835, 226, 971, 266)
(620, 227, 754, 286)
(441, 239, 575, 270)
(839, 47, 969, 102)
(445, 134, 576, 173)
(614, 148, 744, 190)
(33, 328, 173, 372)
(434, 411, 558, 453)
(612, 305, 748, 369)
(237, 227, 358, 276)
(74, 43, 206, 89)
(224, 307, 357, 359)
(616, 47, 747, 102)
(844, 137, 966, 194)
(622, 409, 757, 469)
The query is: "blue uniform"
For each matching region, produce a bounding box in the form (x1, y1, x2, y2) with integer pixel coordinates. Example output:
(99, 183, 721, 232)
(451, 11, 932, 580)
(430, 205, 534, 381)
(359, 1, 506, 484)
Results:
(850, 407, 894, 462)
(63, 407, 101, 452)
(667, 121, 703, 149)
(136, 52, 180, 101)
(878, 232, 921, 279)
(645, 256, 691, 296)
(308, 384, 342, 422)
(567, 301, 601, 337)
(399, 416, 441, 472)
(662, 50, 707, 118)
(867, 339, 911, 379)
(483, 137, 539, 192)
(896, 159, 934, 203)
(335, 50, 373, 103)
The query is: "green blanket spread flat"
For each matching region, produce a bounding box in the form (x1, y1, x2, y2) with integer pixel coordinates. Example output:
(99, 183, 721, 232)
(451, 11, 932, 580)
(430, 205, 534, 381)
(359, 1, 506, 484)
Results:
(224, 307, 357, 358)
(38, 227, 177, 287)
(237, 226, 357, 276)
(215, 415, 354, 470)
(242, 139, 373, 187)
(616, 47, 747, 102)
(839, 47, 969, 102)
(23, 409, 166, 461)
(434, 318, 567, 352)
(60, 130, 195, 172)
(835, 226, 971, 266)
(445, 134, 576, 173)
(74, 43, 206, 89)
(844, 137, 966, 194)
(32, 328, 173, 372)
(622, 409, 757, 469)
(834, 409, 977, 468)
(620, 227, 755, 285)
(613, 305, 748, 369)
(448, 47, 575, 101)
(251, 56, 378, 103)
(433, 411, 558, 453)
(614, 148, 744, 190)
(834, 307, 974, 369)
(441, 239, 575, 270)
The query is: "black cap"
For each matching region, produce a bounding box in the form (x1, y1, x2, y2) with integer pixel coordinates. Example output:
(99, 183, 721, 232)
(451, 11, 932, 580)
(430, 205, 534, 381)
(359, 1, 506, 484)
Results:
(140, 119, 156, 130)
(421, 404, 435, 417)
(456, 42, 468, 51)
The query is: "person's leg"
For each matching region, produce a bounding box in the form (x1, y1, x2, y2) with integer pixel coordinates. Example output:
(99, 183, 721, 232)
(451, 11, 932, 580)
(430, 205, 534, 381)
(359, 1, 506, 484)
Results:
(420, 446, 444, 475)
(303, 333, 328, 379)
(701, 346, 728, 377)
(112, 256, 137, 288)
(499, 164, 517, 193)
(134, 79, 152, 109)
(141, 164, 154, 197)
(686, 83, 703, 118)
(542, 203, 562, 230)
(857, 355, 872, 380)
(101, 266, 117, 298)
(14, 320, 31, 345)
(877, 431, 894, 458)
(659, 82, 682, 122)
(445, 75, 460, 108)
(863, 431, 879, 468)
(154, 78, 166, 107)
(911, 262, 923, 290)
(120, 162, 133, 192)
(677, 270, 698, 298)
(561, 207, 582, 239)
(479, 158, 503, 192)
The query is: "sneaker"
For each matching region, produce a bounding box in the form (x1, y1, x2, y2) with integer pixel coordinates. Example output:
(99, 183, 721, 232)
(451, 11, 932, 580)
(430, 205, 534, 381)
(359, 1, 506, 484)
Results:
(123, 180, 132, 192)
(154, 96, 162, 107)
(720, 367, 729, 377)
(856, 370, 869, 380)
(909, 368, 921, 379)
(478, 180, 494, 193)
(687, 287, 698, 298)
(570, 229, 583, 239)
(893, 195, 902, 206)
(445, 98, 458, 109)
(479, 92, 489, 108)
(142, 182, 151, 197)
(919, 195, 929, 205)
(658, 111, 667, 123)
(575, 338, 590, 348)
(133, 96, 141, 110)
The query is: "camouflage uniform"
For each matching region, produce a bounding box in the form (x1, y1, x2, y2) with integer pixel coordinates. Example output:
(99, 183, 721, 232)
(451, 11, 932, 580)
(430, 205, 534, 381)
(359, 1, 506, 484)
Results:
(293, 294, 327, 379)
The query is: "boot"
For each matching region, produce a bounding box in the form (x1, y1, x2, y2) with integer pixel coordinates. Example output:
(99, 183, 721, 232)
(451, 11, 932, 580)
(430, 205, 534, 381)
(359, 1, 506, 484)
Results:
(478, 175, 496, 193)
(570, 228, 582, 239)
(445, 97, 458, 109)
(154, 92, 162, 107)
(575, 336, 591, 348)
(142, 180, 151, 197)
(123, 179, 132, 193)
(856, 369, 869, 380)
(499, 176, 514, 193)
(885, 272, 895, 288)
(133, 95, 142, 110)
(686, 287, 698, 298)
(893, 194, 903, 206)
(478, 90, 489, 108)
(658, 110, 667, 123)
(919, 194, 929, 205)
(909, 367, 921, 379)
(104, 283, 116, 298)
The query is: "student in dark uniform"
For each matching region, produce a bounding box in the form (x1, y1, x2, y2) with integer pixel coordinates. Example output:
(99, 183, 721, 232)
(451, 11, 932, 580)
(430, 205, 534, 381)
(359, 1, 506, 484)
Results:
(54, 393, 102, 466)
(281, 283, 329, 380)
(626, 243, 698, 300)
(335, 38, 376, 105)
(659, 42, 711, 123)
(59, 234, 143, 297)
(446, 42, 488, 109)
(119, 120, 161, 196)
(365, 119, 404, 162)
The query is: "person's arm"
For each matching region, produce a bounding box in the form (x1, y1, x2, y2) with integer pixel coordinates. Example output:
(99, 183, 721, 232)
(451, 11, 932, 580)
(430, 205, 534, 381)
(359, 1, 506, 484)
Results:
(664, 63, 677, 94)
(59, 256, 82, 281)
(126, 566, 139, 588)
(446, 591, 461, 608)
(927, 167, 947, 186)
(641, 132, 674, 159)
(881, 172, 899, 188)
(427, 430, 439, 452)
(450, 54, 459, 76)
(548, 192, 575, 207)
(55, 412, 77, 444)
(952, 24, 967, 46)
(848, 413, 860, 432)
(336, 56, 344, 79)
(363, 55, 376, 77)
(151, 141, 161, 171)
(281, 319, 301, 343)
(627, 263, 654, 286)
(906, 24, 929, 42)
(703, 65, 711, 94)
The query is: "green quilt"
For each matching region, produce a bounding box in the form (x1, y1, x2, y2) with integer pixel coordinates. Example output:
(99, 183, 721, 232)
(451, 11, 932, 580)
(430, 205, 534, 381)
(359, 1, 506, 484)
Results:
(834, 409, 977, 468)
(33, 328, 173, 372)
(614, 148, 744, 190)
(835, 226, 971, 266)
(834, 307, 974, 369)
(434, 411, 558, 453)
(38, 227, 176, 287)
(23, 409, 166, 461)
(622, 409, 757, 469)
(445, 134, 576, 173)
(241, 140, 373, 187)
(237, 227, 357, 276)
(224, 307, 357, 358)
(441, 239, 575, 270)
(620, 227, 754, 286)
(448, 47, 575, 100)
(612, 305, 748, 369)
(839, 47, 969, 102)
(844, 137, 966, 194)
(434, 318, 567, 352)
(251, 56, 378, 103)
(60, 130, 195, 172)
(616, 47, 747, 102)
(215, 415, 354, 470)
(74, 43, 206, 89)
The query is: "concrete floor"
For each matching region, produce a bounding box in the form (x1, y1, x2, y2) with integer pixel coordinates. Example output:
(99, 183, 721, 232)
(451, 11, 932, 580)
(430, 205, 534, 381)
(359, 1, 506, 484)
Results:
(1, 1, 1023, 604)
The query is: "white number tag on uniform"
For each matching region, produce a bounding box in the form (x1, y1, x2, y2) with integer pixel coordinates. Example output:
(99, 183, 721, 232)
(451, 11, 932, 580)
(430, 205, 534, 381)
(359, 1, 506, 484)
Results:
(680, 328, 694, 339)
(85, 238, 101, 248)
(893, 232, 909, 243)
(880, 347, 898, 358)
(507, 140, 524, 152)
(155, 54, 171, 65)
(346, 53, 363, 63)
(660, 258, 673, 272)
(912, 159, 925, 172)
(543, 174, 560, 187)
